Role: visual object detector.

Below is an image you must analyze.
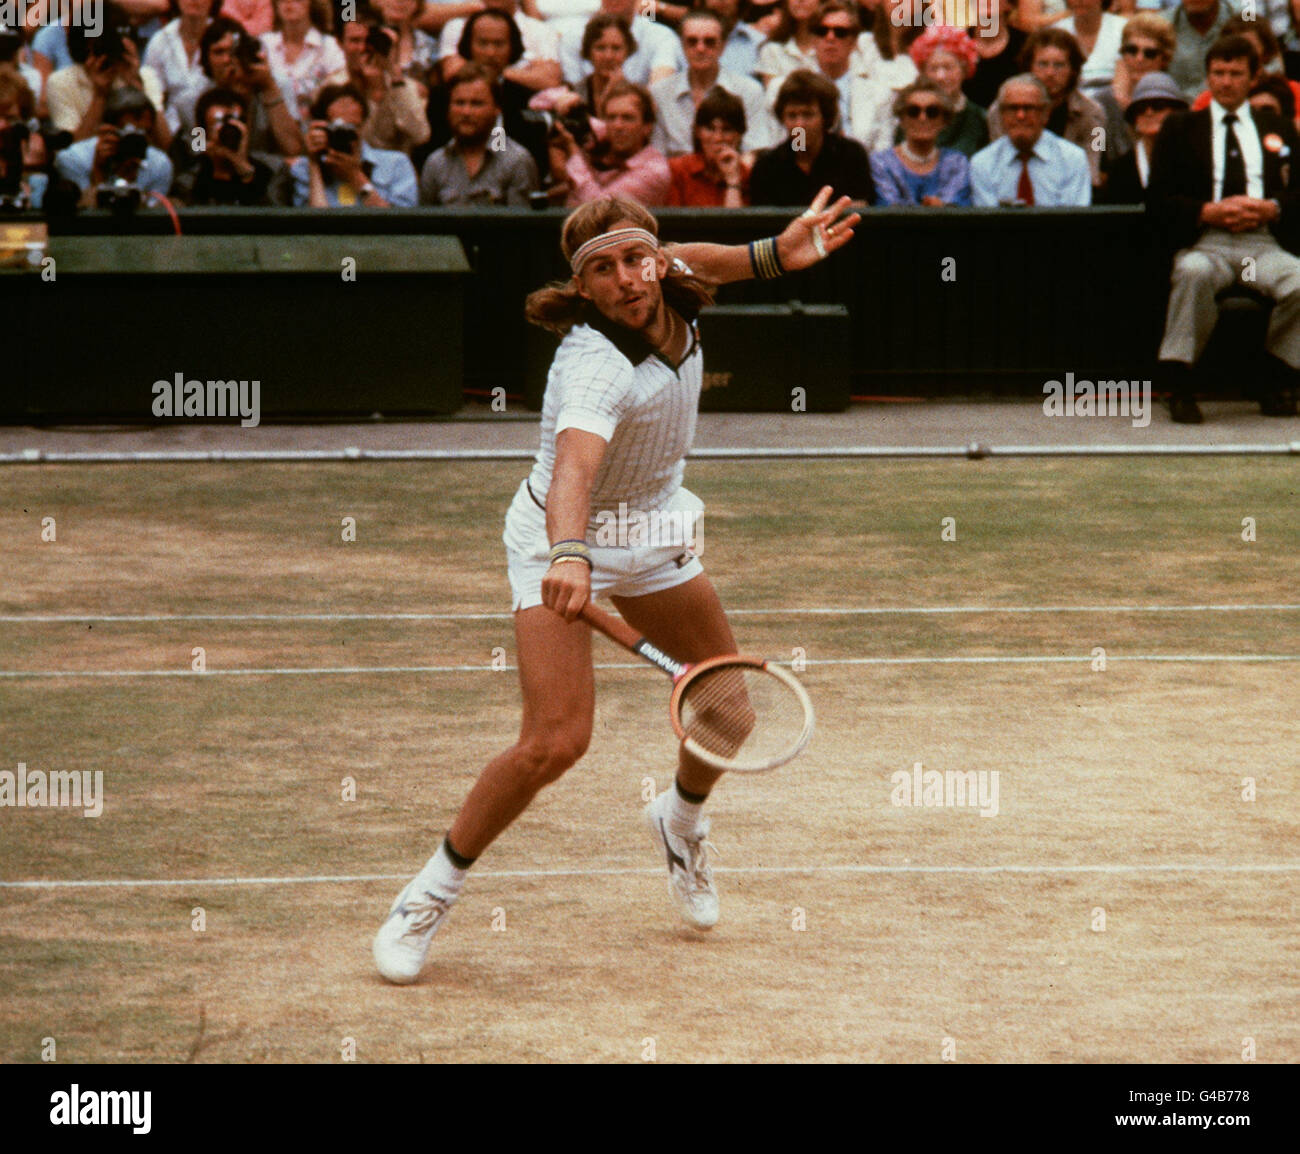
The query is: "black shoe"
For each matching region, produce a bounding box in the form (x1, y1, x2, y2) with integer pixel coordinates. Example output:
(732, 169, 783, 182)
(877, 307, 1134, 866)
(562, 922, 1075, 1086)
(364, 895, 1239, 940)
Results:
(1259, 391, 1297, 416)
(1169, 395, 1204, 424)
(1158, 361, 1199, 422)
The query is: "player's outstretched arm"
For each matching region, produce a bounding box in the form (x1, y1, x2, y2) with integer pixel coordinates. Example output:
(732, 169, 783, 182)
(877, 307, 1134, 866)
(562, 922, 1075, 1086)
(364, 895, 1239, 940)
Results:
(543, 428, 607, 623)
(667, 186, 860, 286)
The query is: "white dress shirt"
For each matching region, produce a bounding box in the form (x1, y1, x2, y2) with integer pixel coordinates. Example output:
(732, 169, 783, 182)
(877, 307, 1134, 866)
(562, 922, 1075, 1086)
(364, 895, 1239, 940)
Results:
(1134, 138, 1151, 189)
(1210, 99, 1264, 201)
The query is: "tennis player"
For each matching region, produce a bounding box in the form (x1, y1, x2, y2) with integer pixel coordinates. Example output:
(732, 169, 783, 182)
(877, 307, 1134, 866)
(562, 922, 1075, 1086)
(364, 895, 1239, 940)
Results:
(375, 186, 858, 984)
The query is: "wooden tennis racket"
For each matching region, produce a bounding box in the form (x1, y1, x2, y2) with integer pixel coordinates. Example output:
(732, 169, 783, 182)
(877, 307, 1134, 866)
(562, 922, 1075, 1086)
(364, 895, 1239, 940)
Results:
(580, 602, 814, 773)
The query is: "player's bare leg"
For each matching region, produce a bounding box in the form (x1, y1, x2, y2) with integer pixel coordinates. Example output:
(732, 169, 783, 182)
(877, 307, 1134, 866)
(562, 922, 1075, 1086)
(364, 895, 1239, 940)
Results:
(612, 574, 738, 928)
(448, 607, 595, 858)
(374, 607, 594, 983)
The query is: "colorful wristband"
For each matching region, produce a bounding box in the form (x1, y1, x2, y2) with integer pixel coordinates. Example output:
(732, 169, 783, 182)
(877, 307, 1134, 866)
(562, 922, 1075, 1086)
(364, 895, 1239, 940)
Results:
(748, 235, 785, 281)
(549, 539, 592, 568)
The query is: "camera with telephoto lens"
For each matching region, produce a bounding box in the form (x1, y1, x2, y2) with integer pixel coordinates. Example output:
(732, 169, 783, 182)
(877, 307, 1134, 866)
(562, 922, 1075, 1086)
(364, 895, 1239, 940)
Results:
(93, 23, 136, 64)
(230, 29, 263, 69)
(366, 25, 396, 57)
(113, 124, 148, 164)
(522, 106, 595, 148)
(325, 118, 359, 154)
(213, 110, 244, 151)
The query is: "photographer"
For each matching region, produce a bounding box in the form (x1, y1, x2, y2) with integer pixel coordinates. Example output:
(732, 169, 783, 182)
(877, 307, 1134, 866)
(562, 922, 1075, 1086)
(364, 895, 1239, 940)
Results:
(54, 85, 174, 207)
(549, 77, 669, 205)
(419, 62, 537, 204)
(172, 85, 278, 202)
(198, 15, 305, 156)
(0, 65, 52, 208)
(291, 81, 418, 205)
(336, 17, 431, 153)
(373, 0, 438, 87)
(30, 0, 98, 101)
(48, 11, 171, 150)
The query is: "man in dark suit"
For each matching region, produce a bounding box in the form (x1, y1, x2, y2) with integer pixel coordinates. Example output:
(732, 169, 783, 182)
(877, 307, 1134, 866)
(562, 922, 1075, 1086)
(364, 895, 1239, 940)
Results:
(1148, 34, 1300, 422)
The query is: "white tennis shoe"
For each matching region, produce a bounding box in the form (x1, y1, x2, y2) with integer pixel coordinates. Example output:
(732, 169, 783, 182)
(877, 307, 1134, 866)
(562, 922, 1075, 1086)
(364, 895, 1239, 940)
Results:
(645, 791, 719, 929)
(373, 878, 457, 984)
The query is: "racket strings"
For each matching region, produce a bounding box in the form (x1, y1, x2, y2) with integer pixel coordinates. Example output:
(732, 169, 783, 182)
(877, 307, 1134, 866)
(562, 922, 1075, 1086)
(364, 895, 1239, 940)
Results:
(677, 664, 810, 768)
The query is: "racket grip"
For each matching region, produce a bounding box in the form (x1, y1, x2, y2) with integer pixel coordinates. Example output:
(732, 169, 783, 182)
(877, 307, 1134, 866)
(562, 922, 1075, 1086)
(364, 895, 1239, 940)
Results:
(580, 603, 687, 679)
(579, 602, 642, 649)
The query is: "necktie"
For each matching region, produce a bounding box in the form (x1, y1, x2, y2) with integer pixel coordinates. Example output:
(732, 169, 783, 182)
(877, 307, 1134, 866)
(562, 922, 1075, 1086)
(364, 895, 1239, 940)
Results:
(1017, 151, 1035, 206)
(1222, 112, 1247, 198)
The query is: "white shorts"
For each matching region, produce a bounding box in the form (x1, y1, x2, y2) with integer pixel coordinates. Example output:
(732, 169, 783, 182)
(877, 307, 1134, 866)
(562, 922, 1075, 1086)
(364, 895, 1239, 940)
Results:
(503, 480, 706, 612)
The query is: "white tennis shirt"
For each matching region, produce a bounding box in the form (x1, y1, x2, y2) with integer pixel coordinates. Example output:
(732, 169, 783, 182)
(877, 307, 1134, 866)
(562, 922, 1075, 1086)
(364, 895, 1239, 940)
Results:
(525, 303, 704, 525)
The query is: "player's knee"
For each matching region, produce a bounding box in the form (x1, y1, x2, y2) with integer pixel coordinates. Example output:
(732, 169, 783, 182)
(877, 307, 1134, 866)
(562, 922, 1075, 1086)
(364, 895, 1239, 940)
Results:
(518, 728, 589, 787)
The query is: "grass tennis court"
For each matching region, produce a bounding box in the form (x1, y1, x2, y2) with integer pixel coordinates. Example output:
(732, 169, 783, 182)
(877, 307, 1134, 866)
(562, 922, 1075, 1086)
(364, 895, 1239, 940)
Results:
(0, 456, 1296, 1063)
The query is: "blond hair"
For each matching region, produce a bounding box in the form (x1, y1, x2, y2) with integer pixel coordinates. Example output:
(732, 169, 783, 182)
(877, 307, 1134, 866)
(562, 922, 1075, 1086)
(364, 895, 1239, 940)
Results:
(1121, 13, 1176, 62)
(525, 198, 714, 336)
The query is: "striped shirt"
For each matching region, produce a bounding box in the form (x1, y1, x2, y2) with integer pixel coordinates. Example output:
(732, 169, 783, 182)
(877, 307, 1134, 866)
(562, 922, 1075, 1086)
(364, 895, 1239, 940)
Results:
(526, 302, 703, 528)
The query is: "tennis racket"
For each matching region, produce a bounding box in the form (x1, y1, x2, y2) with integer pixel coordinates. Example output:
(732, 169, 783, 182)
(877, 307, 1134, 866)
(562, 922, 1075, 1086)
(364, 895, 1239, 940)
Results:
(580, 602, 814, 774)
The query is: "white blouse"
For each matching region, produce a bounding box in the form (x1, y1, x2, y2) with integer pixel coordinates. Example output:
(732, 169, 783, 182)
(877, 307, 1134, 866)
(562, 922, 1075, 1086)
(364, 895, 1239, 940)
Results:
(142, 19, 210, 133)
(261, 27, 347, 115)
(1061, 12, 1127, 92)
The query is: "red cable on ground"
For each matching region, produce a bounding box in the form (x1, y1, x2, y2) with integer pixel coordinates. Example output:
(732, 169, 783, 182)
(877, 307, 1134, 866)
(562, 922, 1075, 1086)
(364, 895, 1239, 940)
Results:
(146, 191, 182, 235)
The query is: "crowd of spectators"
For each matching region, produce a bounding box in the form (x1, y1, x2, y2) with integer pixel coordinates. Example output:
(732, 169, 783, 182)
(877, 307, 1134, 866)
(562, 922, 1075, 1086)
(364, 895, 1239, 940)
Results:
(4, 0, 1300, 210)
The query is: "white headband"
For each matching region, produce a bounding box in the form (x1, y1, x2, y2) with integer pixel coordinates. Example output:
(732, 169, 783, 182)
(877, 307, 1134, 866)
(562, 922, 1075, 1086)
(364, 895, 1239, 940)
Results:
(570, 227, 660, 276)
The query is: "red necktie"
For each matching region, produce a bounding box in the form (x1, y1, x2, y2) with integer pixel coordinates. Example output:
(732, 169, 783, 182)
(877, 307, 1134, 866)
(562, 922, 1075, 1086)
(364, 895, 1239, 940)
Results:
(1017, 152, 1035, 206)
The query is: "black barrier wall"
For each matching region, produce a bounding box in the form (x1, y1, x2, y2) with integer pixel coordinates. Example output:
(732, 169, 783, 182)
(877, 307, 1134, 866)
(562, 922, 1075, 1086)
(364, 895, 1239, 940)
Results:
(2, 235, 468, 421)
(6, 207, 1181, 419)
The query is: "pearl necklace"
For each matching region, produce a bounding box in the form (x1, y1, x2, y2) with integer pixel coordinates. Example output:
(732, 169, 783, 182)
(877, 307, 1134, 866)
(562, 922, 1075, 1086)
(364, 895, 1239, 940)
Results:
(898, 142, 938, 169)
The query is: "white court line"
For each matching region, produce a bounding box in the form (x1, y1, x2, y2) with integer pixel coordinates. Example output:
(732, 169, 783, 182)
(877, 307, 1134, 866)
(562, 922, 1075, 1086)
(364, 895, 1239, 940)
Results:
(2, 443, 1298, 465)
(2, 604, 1298, 623)
(2, 862, 1297, 890)
(2, 654, 1299, 678)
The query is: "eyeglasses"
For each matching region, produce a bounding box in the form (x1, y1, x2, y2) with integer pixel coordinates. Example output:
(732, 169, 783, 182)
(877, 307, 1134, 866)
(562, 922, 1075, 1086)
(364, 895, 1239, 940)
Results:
(814, 24, 856, 39)
(1121, 44, 1162, 60)
(683, 36, 721, 47)
(903, 104, 945, 119)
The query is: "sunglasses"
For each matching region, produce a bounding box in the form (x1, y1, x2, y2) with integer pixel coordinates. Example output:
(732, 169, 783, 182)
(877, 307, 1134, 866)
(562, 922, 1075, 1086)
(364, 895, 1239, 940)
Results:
(1134, 100, 1182, 114)
(903, 104, 945, 119)
(814, 24, 856, 39)
(1121, 44, 1162, 60)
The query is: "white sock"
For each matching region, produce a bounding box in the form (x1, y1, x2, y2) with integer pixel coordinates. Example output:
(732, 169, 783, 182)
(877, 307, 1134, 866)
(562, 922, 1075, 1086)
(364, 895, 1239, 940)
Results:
(415, 841, 468, 898)
(665, 783, 705, 840)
